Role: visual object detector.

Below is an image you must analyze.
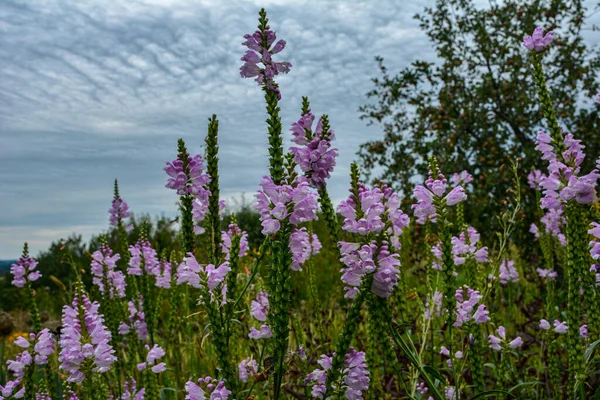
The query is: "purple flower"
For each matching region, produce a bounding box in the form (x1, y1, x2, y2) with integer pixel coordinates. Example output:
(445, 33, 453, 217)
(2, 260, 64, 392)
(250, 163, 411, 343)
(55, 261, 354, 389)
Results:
(454, 287, 489, 327)
(412, 173, 467, 224)
(91, 245, 126, 299)
(306, 347, 369, 400)
(499, 259, 519, 285)
(128, 240, 159, 276)
(451, 227, 488, 264)
(539, 319, 551, 330)
(289, 112, 338, 189)
(185, 379, 231, 400)
(553, 320, 568, 334)
(580, 324, 589, 338)
(339, 241, 400, 299)
(122, 378, 145, 400)
(523, 27, 555, 52)
(451, 170, 473, 186)
(10, 255, 41, 288)
(119, 295, 148, 341)
(240, 23, 291, 100)
(528, 170, 546, 190)
(254, 176, 319, 234)
(289, 228, 322, 271)
(109, 197, 131, 227)
(238, 357, 258, 383)
(250, 291, 269, 322)
(509, 337, 523, 349)
(175, 253, 229, 294)
(58, 295, 117, 382)
(536, 267, 557, 281)
(221, 224, 249, 260)
(137, 344, 167, 373)
(248, 325, 273, 340)
(155, 260, 172, 289)
(425, 291, 443, 320)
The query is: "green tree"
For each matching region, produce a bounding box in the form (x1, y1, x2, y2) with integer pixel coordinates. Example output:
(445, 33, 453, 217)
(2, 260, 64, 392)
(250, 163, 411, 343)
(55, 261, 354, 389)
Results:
(359, 0, 600, 229)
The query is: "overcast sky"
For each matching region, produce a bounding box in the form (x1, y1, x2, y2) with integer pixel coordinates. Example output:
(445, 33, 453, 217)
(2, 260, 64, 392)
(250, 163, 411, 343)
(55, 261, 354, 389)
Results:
(2, 0, 599, 259)
(0, 0, 435, 259)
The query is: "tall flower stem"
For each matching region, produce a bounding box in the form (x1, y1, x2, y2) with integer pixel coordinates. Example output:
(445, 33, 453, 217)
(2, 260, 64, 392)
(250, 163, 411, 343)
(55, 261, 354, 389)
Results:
(565, 203, 587, 398)
(206, 114, 222, 263)
(177, 138, 195, 254)
(324, 282, 369, 396)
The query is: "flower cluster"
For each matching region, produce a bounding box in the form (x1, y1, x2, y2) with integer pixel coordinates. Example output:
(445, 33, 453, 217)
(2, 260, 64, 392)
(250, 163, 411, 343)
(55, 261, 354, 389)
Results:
(109, 197, 131, 227)
(10, 255, 41, 288)
(589, 222, 600, 261)
(451, 227, 488, 265)
(176, 253, 230, 295)
(221, 223, 249, 260)
(137, 344, 167, 373)
(239, 24, 291, 99)
(238, 357, 258, 383)
(122, 378, 145, 400)
(425, 290, 443, 320)
(522, 27, 555, 52)
(254, 176, 319, 234)
(488, 326, 523, 351)
(289, 112, 338, 189)
(59, 295, 117, 382)
(453, 287, 490, 327)
(535, 131, 599, 208)
(91, 245, 126, 298)
(2, 329, 56, 398)
(536, 267, 557, 281)
(540, 319, 568, 334)
(155, 260, 172, 289)
(185, 377, 231, 400)
(289, 228, 322, 271)
(338, 184, 410, 249)
(412, 173, 467, 224)
(499, 259, 519, 285)
(305, 347, 370, 399)
(119, 295, 149, 341)
(128, 240, 159, 276)
(339, 241, 401, 299)
(164, 153, 212, 233)
(249, 291, 272, 340)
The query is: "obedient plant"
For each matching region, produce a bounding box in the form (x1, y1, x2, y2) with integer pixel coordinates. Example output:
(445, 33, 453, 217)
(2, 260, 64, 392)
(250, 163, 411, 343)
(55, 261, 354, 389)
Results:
(8, 10, 600, 400)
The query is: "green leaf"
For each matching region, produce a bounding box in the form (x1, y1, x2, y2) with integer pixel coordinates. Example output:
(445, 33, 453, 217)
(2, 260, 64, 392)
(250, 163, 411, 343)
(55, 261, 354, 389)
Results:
(423, 365, 445, 384)
(469, 390, 515, 399)
(584, 339, 600, 363)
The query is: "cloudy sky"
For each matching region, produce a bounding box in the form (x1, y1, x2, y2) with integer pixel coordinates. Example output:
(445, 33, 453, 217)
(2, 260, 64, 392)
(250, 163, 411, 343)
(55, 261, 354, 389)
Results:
(0, 0, 435, 258)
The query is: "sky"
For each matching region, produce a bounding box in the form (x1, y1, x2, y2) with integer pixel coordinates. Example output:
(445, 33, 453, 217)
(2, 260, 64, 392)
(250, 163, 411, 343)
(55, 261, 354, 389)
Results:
(0, 0, 434, 259)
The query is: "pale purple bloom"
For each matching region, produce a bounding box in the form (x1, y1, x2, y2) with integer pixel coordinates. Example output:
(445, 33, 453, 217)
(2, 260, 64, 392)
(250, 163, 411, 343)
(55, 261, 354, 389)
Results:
(540, 319, 551, 330)
(91, 245, 126, 298)
(128, 240, 159, 277)
(109, 197, 132, 227)
(499, 259, 519, 285)
(185, 379, 231, 400)
(580, 325, 588, 338)
(250, 291, 269, 322)
(451, 227, 488, 265)
(439, 346, 450, 357)
(122, 378, 145, 400)
(59, 295, 117, 382)
(176, 253, 230, 294)
(155, 261, 172, 289)
(339, 241, 400, 299)
(425, 291, 443, 320)
(10, 255, 41, 288)
(509, 337, 523, 349)
(137, 344, 167, 374)
(289, 113, 338, 189)
(306, 347, 369, 400)
(536, 268, 557, 281)
(238, 357, 258, 383)
(412, 173, 467, 224)
(221, 224, 249, 260)
(454, 287, 489, 327)
(119, 295, 148, 341)
(523, 27, 555, 52)
(451, 170, 473, 186)
(254, 176, 319, 234)
(248, 325, 273, 339)
(445, 387, 457, 400)
(289, 228, 322, 271)
(240, 25, 291, 100)
(553, 320, 568, 334)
